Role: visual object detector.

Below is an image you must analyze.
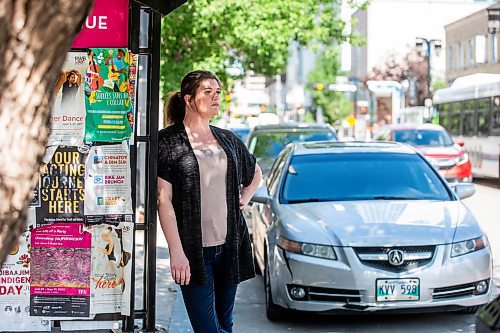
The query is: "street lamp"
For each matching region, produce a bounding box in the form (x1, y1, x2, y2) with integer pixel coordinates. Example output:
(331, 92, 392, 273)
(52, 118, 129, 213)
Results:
(487, 7, 500, 34)
(415, 37, 442, 106)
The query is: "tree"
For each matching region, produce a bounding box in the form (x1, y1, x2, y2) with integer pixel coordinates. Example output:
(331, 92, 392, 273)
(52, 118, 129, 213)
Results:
(160, 0, 368, 99)
(306, 47, 354, 124)
(0, 0, 93, 263)
(365, 48, 429, 106)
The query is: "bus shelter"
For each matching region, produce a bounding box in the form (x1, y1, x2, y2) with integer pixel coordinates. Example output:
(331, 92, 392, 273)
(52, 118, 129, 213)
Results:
(0, 1, 185, 332)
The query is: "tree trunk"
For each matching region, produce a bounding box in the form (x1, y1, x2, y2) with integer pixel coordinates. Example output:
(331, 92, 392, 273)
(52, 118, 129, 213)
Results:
(0, 0, 93, 264)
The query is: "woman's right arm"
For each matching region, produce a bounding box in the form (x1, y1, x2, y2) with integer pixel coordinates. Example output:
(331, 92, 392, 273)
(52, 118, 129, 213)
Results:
(157, 178, 190, 285)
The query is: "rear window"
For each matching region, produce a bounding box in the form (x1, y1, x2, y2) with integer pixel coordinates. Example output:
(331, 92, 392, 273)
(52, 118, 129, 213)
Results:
(393, 129, 453, 147)
(282, 153, 451, 203)
(248, 129, 337, 162)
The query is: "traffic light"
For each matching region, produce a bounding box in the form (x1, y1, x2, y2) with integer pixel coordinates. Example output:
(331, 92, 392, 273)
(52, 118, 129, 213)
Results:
(313, 83, 324, 91)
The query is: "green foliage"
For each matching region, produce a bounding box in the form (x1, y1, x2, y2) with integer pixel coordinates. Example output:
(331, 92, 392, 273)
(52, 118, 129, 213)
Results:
(160, 0, 368, 99)
(306, 47, 353, 123)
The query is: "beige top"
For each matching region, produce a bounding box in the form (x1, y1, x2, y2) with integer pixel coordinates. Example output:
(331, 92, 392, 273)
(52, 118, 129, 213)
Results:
(193, 143, 228, 247)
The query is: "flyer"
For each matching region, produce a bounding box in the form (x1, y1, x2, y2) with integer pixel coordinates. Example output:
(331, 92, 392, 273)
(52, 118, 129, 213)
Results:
(84, 48, 132, 143)
(36, 146, 87, 226)
(48, 52, 88, 147)
(0, 211, 51, 331)
(128, 53, 138, 145)
(30, 223, 92, 318)
(84, 142, 133, 217)
(87, 222, 133, 315)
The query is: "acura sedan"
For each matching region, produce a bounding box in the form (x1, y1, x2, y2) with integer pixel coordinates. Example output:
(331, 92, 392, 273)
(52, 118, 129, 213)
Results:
(251, 141, 491, 320)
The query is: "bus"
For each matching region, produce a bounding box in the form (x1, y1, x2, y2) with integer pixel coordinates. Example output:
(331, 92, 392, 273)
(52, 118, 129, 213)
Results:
(433, 73, 500, 182)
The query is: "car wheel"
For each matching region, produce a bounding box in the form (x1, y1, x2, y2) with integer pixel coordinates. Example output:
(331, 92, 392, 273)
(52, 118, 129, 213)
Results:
(264, 254, 286, 321)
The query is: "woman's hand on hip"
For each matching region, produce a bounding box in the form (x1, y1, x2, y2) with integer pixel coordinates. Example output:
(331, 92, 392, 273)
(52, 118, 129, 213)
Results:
(170, 250, 191, 285)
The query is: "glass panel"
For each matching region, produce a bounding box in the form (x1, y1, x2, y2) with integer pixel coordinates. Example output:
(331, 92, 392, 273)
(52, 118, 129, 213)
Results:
(462, 111, 475, 136)
(139, 10, 150, 49)
(463, 100, 476, 112)
(136, 141, 148, 224)
(477, 111, 490, 136)
(134, 229, 145, 311)
(492, 96, 500, 132)
(478, 98, 490, 111)
(438, 104, 448, 130)
(137, 55, 149, 136)
(449, 103, 461, 136)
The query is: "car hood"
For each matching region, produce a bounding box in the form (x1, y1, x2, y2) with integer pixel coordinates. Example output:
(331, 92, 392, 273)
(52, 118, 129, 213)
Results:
(277, 200, 480, 247)
(416, 145, 462, 157)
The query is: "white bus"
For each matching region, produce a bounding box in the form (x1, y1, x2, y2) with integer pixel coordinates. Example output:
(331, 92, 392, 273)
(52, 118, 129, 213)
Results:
(433, 73, 500, 181)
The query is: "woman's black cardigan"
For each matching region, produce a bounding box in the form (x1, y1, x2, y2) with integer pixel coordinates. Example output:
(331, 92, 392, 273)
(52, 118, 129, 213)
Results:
(157, 122, 256, 285)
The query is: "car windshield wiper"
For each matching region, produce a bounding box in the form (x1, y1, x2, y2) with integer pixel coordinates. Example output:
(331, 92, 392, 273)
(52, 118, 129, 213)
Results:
(372, 196, 417, 200)
(287, 198, 328, 203)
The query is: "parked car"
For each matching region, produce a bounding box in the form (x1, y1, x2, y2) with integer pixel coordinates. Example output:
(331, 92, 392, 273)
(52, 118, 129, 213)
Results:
(251, 141, 491, 320)
(244, 123, 337, 235)
(246, 123, 338, 178)
(227, 124, 251, 143)
(375, 124, 472, 183)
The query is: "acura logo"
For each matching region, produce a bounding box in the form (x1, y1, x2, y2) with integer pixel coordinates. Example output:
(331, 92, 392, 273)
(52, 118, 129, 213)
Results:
(388, 249, 405, 266)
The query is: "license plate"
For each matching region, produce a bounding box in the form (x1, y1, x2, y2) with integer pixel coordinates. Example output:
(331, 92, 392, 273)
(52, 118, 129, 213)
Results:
(376, 278, 420, 301)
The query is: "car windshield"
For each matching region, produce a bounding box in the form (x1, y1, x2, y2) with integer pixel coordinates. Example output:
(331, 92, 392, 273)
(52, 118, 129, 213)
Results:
(282, 153, 451, 203)
(393, 129, 453, 147)
(249, 129, 337, 164)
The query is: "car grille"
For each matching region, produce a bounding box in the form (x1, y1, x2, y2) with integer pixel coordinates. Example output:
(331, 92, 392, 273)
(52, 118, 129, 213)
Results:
(287, 285, 362, 303)
(428, 157, 456, 170)
(353, 246, 435, 272)
(432, 282, 475, 300)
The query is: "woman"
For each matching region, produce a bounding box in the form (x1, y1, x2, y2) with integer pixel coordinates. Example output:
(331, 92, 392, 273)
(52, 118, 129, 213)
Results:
(157, 70, 262, 333)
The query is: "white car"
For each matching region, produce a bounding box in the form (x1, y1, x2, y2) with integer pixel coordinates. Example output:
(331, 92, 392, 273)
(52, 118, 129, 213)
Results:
(251, 141, 492, 320)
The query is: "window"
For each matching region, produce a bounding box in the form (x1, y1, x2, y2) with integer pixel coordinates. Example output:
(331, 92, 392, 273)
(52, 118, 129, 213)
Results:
(458, 42, 464, 69)
(491, 34, 498, 62)
(492, 96, 500, 134)
(267, 151, 288, 197)
(477, 98, 491, 136)
(449, 103, 461, 135)
(393, 129, 454, 147)
(447, 46, 453, 71)
(475, 35, 486, 64)
(462, 100, 476, 136)
(467, 39, 474, 67)
(281, 153, 451, 203)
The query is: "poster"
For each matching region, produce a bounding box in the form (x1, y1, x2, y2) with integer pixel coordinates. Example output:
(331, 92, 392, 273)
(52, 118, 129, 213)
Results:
(84, 48, 132, 143)
(128, 53, 138, 145)
(37, 146, 87, 226)
(0, 211, 51, 332)
(87, 222, 133, 315)
(84, 142, 133, 218)
(30, 223, 92, 318)
(48, 52, 88, 147)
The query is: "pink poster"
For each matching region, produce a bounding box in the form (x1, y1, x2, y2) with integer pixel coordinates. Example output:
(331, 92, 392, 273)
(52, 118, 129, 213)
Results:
(72, 0, 129, 48)
(30, 224, 92, 318)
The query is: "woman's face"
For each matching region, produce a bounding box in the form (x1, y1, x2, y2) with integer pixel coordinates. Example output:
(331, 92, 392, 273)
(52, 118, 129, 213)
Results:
(186, 79, 221, 119)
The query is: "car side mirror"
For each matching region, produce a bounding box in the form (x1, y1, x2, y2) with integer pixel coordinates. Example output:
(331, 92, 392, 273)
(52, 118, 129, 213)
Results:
(251, 186, 271, 204)
(455, 140, 464, 147)
(453, 183, 475, 200)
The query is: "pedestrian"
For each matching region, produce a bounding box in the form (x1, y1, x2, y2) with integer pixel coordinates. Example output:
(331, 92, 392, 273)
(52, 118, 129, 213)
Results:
(157, 70, 262, 333)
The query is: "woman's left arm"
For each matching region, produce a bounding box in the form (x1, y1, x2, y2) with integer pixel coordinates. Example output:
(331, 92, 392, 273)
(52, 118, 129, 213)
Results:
(239, 163, 262, 211)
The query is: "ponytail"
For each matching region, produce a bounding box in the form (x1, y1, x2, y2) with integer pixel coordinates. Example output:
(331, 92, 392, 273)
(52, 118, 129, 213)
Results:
(164, 91, 185, 125)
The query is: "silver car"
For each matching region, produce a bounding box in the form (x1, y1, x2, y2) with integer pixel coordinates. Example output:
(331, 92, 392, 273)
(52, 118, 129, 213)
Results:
(251, 141, 492, 320)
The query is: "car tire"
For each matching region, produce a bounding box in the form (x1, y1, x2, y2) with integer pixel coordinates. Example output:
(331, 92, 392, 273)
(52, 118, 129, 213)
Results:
(264, 254, 286, 321)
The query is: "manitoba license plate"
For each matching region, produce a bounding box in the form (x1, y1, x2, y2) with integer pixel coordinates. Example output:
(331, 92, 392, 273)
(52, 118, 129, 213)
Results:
(376, 278, 419, 301)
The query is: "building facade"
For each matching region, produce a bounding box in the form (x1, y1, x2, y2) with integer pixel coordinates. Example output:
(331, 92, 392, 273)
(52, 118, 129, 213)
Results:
(445, 2, 500, 84)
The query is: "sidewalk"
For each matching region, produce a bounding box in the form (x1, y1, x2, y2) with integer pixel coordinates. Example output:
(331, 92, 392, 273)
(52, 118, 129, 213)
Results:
(135, 229, 193, 332)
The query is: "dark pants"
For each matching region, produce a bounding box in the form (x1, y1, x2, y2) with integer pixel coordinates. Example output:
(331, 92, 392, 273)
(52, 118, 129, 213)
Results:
(180, 245, 238, 333)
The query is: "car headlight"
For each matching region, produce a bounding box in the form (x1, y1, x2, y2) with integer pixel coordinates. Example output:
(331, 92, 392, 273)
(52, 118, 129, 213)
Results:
(451, 235, 488, 257)
(279, 237, 337, 260)
(455, 153, 469, 166)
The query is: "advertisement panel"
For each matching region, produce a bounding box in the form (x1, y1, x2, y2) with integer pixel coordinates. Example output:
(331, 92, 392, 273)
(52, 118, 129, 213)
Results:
(30, 224, 92, 318)
(37, 146, 87, 226)
(48, 52, 88, 147)
(0, 213, 51, 331)
(84, 48, 132, 143)
(72, 0, 129, 48)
